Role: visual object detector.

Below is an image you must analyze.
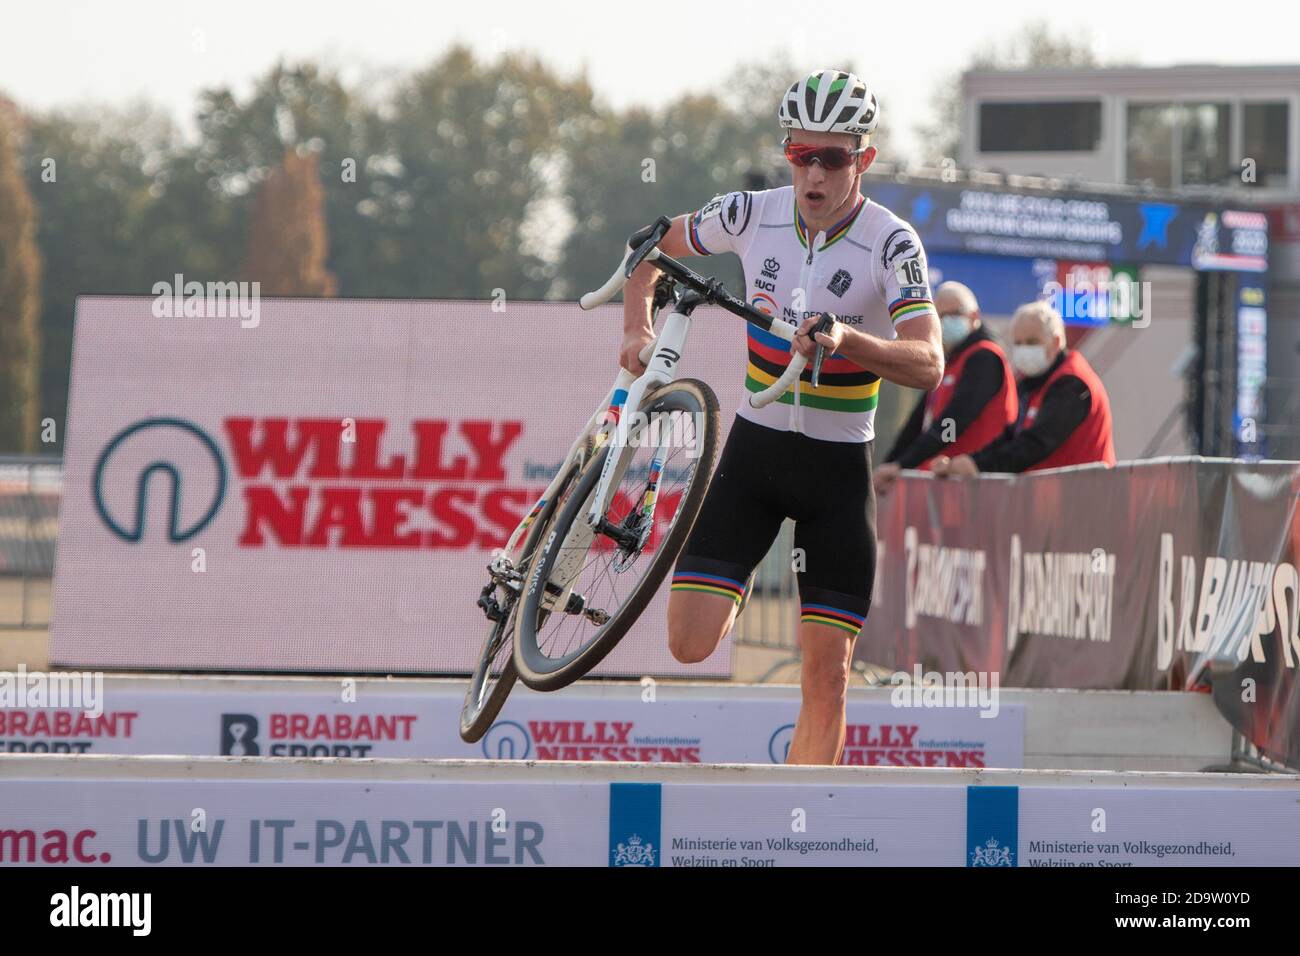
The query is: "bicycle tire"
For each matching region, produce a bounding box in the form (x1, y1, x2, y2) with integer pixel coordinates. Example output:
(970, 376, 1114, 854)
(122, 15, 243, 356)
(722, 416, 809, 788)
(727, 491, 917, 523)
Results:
(459, 460, 579, 742)
(513, 378, 719, 691)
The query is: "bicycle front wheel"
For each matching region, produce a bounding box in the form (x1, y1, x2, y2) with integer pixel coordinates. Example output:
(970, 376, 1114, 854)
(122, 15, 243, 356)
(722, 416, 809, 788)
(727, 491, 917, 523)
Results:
(513, 378, 719, 691)
(459, 460, 579, 742)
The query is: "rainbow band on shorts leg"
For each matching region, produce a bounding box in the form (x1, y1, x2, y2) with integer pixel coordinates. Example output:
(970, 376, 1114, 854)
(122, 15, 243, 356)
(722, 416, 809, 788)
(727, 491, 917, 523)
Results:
(671, 571, 747, 605)
(800, 603, 866, 635)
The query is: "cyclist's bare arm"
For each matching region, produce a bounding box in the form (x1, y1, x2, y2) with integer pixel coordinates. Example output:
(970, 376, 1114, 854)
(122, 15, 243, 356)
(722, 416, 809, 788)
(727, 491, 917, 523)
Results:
(796, 311, 943, 391)
(838, 314, 943, 391)
(621, 215, 694, 373)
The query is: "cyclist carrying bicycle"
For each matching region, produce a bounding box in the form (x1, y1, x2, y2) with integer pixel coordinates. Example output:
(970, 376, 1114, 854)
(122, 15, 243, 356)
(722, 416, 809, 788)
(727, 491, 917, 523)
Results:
(620, 69, 943, 765)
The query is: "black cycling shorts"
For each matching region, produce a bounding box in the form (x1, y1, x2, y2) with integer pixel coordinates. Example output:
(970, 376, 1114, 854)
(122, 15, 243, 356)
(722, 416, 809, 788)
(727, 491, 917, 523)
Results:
(671, 414, 876, 635)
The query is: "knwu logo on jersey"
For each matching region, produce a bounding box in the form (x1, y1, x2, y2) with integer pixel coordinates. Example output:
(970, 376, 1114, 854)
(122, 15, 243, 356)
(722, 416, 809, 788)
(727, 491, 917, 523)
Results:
(91, 415, 552, 552)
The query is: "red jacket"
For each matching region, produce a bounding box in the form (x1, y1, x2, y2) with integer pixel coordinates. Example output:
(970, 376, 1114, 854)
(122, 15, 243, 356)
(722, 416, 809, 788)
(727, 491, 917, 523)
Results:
(918, 338, 1018, 470)
(1021, 349, 1116, 471)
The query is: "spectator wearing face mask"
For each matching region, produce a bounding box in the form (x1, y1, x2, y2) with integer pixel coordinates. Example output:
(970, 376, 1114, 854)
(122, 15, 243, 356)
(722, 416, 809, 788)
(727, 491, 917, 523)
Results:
(932, 300, 1116, 476)
(875, 281, 1016, 493)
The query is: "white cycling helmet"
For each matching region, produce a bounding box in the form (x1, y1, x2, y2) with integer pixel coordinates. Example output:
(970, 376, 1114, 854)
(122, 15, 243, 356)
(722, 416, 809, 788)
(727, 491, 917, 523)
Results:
(778, 69, 879, 136)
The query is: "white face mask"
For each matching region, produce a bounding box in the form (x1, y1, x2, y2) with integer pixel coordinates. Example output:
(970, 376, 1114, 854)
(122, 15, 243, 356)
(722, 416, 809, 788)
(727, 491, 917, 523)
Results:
(940, 315, 971, 349)
(1012, 344, 1051, 377)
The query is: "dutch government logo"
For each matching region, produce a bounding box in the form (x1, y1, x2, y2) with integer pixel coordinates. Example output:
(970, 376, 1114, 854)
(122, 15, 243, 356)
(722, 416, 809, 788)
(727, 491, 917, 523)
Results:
(969, 838, 1014, 867)
(93, 418, 227, 542)
(220, 714, 260, 755)
(609, 783, 661, 867)
(612, 834, 657, 866)
(967, 786, 1018, 867)
(481, 720, 531, 759)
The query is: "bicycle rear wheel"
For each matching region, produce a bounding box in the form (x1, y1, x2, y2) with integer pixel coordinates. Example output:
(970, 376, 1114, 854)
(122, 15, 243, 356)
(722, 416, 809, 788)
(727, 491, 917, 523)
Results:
(459, 461, 578, 742)
(513, 378, 719, 691)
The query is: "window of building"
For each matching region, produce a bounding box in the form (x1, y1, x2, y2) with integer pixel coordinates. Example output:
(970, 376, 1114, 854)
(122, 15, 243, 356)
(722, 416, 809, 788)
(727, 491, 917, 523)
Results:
(1181, 103, 1232, 185)
(979, 101, 1102, 152)
(1127, 101, 1233, 187)
(1242, 102, 1289, 187)
(1126, 103, 1178, 187)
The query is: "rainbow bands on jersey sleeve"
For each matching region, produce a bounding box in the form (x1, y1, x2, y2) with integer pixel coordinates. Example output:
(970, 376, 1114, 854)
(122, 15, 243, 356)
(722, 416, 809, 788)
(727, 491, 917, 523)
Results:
(745, 322, 881, 413)
(889, 297, 936, 324)
(800, 603, 866, 635)
(670, 570, 747, 605)
(685, 213, 712, 256)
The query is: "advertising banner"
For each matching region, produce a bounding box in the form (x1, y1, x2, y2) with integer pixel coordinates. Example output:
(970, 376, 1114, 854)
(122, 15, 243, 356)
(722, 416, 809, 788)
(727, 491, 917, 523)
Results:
(52, 296, 751, 677)
(2, 772, 1296, 866)
(859, 458, 1300, 767)
(0, 681, 1025, 768)
(865, 181, 1268, 271)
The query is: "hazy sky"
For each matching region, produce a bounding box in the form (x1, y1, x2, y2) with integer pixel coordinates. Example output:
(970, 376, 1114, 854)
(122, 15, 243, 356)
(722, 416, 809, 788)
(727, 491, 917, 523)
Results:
(4, 0, 1296, 159)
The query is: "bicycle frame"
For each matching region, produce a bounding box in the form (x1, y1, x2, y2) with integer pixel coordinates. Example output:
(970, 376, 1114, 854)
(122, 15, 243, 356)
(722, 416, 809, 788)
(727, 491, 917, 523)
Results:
(494, 365, 639, 568)
(509, 218, 820, 611)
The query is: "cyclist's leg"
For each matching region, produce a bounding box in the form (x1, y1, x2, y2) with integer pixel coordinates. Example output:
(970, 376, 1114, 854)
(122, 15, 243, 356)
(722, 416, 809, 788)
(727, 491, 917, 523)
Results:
(667, 416, 785, 664)
(785, 440, 877, 765)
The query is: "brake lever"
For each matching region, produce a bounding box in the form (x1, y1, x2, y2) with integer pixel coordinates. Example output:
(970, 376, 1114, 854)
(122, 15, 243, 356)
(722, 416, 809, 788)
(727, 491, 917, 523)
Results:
(809, 312, 837, 388)
(624, 216, 673, 279)
(650, 272, 679, 316)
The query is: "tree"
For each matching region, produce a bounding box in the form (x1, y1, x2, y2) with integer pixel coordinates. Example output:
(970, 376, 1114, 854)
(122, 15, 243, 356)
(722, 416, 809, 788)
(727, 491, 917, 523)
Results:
(377, 46, 596, 300)
(23, 104, 210, 450)
(914, 21, 1104, 165)
(0, 96, 42, 452)
(243, 148, 338, 295)
(191, 61, 380, 295)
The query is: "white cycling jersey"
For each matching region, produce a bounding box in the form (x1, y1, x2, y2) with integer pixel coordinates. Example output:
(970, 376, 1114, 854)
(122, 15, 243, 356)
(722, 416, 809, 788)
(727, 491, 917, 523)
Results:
(685, 184, 937, 443)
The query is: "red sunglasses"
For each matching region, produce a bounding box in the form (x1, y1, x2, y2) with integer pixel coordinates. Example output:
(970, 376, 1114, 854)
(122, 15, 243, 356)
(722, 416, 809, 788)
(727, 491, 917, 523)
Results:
(782, 139, 867, 171)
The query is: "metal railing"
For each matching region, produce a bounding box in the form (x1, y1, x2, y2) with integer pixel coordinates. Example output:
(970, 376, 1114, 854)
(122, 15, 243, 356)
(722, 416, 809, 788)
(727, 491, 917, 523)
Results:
(0, 455, 61, 628)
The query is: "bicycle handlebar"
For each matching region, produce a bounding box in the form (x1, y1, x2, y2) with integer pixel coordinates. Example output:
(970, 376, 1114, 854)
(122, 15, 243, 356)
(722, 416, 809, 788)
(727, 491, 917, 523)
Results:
(578, 243, 659, 311)
(580, 218, 829, 410)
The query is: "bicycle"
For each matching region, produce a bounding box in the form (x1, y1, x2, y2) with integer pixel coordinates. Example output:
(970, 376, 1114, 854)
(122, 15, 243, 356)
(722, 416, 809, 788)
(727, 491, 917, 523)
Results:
(459, 216, 836, 741)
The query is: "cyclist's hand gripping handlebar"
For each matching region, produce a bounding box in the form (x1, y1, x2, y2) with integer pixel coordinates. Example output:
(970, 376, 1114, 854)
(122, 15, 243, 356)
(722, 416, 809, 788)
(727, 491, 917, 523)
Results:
(578, 216, 672, 310)
(808, 312, 837, 389)
(747, 312, 836, 408)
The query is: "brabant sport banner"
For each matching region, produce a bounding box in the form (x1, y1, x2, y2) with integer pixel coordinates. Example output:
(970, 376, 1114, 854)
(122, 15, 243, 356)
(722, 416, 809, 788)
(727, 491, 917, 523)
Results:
(0, 680, 1025, 768)
(858, 458, 1300, 768)
(52, 296, 751, 677)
